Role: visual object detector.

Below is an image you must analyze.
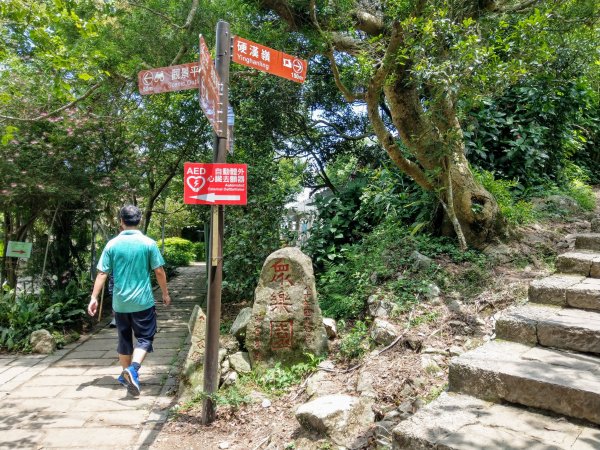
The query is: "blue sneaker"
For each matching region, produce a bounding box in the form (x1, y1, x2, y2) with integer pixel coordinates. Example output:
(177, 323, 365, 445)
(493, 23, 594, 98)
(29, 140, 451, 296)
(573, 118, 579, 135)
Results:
(122, 365, 141, 396)
(117, 374, 127, 387)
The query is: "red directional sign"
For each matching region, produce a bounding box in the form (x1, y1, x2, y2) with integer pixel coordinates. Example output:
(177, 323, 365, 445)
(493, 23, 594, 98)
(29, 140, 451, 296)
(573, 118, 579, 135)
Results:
(184, 163, 247, 205)
(232, 36, 308, 83)
(138, 62, 200, 95)
(199, 36, 223, 135)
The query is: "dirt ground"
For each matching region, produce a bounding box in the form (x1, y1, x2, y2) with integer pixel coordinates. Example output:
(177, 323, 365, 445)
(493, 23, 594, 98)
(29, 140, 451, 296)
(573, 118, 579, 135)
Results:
(151, 191, 599, 450)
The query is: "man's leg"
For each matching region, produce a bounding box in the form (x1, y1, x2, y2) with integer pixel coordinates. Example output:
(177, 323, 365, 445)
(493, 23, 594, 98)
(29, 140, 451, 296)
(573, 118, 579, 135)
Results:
(118, 354, 132, 369)
(115, 312, 134, 389)
(131, 347, 148, 366)
(122, 306, 157, 396)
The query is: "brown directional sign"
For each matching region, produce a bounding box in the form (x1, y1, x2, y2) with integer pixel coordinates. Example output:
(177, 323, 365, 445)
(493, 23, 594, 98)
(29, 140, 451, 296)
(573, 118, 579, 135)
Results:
(199, 35, 223, 135)
(138, 62, 200, 95)
(232, 36, 308, 83)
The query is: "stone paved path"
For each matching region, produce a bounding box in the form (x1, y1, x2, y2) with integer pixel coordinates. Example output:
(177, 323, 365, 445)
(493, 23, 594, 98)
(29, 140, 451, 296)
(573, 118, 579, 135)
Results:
(0, 263, 205, 449)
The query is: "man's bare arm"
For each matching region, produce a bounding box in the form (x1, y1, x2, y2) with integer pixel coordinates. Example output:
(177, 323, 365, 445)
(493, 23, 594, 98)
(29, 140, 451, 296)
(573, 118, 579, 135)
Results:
(154, 266, 171, 306)
(88, 271, 108, 316)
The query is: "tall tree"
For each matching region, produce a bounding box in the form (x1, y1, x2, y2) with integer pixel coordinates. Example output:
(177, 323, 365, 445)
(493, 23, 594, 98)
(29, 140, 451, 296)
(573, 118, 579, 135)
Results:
(249, 0, 598, 248)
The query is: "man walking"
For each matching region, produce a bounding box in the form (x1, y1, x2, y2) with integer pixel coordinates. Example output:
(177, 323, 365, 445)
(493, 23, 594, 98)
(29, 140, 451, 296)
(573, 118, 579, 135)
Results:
(87, 205, 171, 396)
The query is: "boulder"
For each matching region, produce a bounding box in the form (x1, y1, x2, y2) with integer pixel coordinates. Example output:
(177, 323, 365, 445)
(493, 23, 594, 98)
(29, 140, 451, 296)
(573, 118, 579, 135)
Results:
(247, 247, 328, 367)
(295, 394, 375, 448)
(367, 294, 395, 318)
(221, 371, 238, 387)
(306, 371, 339, 398)
(424, 283, 441, 300)
(230, 307, 253, 343)
(370, 318, 398, 346)
(411, 251, 434, 271)
(356, 370, 377, 398)
(30, 329, 55, 354)
(229, 351, 252, 374)
(322, 318, 337, 339)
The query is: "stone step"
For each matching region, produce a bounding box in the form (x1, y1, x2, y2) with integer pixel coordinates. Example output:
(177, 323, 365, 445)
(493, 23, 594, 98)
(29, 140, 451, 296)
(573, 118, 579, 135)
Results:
(496, 303, 600, 353)
(592, 218, 600, 233)
(393, 392, 600, 449)
(529, 275, 600, 310)
(448, 341, 600, 425)
(556, 251, 600, 278)
(575, 233, 600, 252)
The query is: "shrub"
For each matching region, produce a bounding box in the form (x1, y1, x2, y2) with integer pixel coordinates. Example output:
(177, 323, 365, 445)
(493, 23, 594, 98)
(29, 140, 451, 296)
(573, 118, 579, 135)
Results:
(161, 237, 195, 267)
(193, 242, 205, 262)
(473, 169, 535, 225)
(0, 277, 90, 351)
(338, 320, 370, 360)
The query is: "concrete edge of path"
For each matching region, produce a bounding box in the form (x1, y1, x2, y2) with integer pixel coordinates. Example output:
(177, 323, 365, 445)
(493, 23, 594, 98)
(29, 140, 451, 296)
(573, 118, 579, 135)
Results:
(134, 335, 193, 449)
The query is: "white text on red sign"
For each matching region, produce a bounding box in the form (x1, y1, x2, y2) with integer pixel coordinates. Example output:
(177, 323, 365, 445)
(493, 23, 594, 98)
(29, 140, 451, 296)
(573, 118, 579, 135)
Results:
(184, 163, 247, 205)
(232, 36, 308, 83)
(138, 62, 200, 95)
(199, 35, 224, 135)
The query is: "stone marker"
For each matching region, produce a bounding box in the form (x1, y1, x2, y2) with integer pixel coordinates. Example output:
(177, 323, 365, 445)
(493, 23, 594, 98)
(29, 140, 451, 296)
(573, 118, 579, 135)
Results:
(247, 247, 328, 367)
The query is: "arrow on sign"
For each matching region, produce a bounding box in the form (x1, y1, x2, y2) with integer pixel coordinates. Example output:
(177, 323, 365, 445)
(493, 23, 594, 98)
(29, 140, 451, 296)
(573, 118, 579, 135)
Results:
(12, 250, 26, 254)
(189, 194, 241, 203)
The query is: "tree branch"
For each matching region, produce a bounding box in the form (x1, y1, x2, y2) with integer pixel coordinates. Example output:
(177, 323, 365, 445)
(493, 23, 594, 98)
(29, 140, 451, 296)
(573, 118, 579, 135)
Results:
(366, 24, 433, 191)
(0, 83, 102, 122)
(312, 119, 372, 141)
(325, 49, 365, 102)
(353, 11, 384, 35)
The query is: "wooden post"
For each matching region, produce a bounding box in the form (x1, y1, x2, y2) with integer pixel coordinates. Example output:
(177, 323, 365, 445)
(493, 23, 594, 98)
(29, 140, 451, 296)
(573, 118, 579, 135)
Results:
(201, 19, 230, 425)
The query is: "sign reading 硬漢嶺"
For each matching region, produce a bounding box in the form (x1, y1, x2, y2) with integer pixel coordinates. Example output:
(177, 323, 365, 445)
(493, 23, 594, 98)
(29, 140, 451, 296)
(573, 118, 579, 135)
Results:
(6, 241, 32, 259)
(232, 36, 308, 84)
(184, 163, 247, 205)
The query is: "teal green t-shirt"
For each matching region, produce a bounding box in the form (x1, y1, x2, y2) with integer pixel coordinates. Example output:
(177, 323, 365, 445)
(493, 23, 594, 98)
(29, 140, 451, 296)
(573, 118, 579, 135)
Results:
(97, 230, 165, 313)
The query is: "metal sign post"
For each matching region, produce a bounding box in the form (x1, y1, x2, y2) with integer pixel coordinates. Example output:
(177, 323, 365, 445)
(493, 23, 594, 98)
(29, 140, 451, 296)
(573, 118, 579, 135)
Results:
(201, 20, 230, 425)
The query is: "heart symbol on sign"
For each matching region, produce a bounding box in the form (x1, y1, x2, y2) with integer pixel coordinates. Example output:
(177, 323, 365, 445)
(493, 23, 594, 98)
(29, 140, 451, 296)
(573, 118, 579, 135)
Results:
(186, 176, 206, 193)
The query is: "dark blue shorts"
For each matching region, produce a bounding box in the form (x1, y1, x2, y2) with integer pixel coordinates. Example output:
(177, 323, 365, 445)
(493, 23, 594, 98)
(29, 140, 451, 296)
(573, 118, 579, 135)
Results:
(115, 306, 157, 355)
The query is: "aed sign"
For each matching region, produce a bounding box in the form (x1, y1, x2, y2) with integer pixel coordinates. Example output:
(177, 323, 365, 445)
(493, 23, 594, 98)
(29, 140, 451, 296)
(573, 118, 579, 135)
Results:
(184, 163, 247, 205)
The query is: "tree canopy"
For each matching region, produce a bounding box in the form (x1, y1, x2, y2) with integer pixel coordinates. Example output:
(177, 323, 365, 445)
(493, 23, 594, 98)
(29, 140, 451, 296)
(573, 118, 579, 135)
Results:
(1, 0, 598, 293)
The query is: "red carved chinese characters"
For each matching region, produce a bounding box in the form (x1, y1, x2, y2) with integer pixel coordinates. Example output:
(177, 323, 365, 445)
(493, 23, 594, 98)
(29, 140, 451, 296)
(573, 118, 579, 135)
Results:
(269, 290, 292, 313)
(270, 320, 293, 350)
(303, 286, 315, 333)
(270, 259, 294, 286)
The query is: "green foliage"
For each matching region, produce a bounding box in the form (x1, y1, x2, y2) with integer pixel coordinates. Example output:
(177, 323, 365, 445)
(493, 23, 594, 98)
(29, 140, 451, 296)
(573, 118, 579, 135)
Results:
(473, 170, 535, 225)
(161, 237, 195, 267)
(213, 384, 252, 408)
(315, 211, 488, 321)
(465, 77, 599, 187)
(338, 320, 370, 360)
(251, 353, 322, 394)
(0, 278, 90, 351)
(554, 164, 596, 211)
(192, 242, 205, 262)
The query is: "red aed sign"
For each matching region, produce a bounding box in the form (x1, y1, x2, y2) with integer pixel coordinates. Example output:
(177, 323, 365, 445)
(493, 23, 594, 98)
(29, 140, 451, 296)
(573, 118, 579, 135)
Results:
(138, 62, 200, 95)
(232, 36, 308, 83)
(184, 163, 247, 205)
